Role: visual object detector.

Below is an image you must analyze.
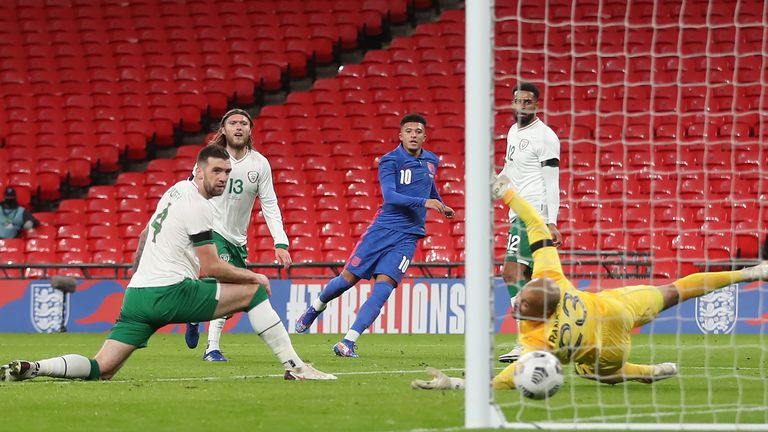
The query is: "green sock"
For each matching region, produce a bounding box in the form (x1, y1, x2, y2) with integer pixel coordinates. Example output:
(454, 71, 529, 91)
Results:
(506, 279, 526, 300)
(87, 359, 101, 381)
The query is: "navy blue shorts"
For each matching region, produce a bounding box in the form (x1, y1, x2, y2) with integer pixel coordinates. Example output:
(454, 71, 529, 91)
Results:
(345, 226, 419, 284)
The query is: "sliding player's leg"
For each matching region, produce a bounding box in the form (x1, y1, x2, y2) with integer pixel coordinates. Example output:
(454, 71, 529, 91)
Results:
(574, 362, 677, 385)
(1, 339, 135, 382)
(1, 285, 163, 382)
(656, 262, 768, 312)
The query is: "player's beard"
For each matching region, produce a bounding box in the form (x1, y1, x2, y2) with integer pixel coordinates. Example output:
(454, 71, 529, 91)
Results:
(227, 134, 249, 150)
(203, 175, 226, 198)
(515, 111, 535, 127)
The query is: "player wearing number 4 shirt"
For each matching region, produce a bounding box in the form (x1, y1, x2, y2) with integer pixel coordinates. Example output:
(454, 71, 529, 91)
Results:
(295, 113, 455, 358)
(1, 145, 335, 382)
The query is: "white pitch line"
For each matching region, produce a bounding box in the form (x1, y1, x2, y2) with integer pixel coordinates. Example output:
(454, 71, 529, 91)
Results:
(571, 405, 768, 423)
(8, 367, 468, 385)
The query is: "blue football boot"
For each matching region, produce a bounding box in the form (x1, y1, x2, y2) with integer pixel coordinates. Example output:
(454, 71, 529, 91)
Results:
(185, 323, 200, 349)
(295, 306, 321, 333)
(333, 339, 359, 358)
(202, 350, 228, 362)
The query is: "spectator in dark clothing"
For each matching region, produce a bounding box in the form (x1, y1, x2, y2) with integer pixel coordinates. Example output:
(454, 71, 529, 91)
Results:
(1, 187, 39, 239)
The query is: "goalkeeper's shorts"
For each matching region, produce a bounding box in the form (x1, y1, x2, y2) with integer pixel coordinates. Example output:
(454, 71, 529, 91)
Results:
(577, 285, 665, 375)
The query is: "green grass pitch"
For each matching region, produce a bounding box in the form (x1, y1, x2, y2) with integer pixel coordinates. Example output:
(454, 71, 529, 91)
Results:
(2, 333, 766, 431)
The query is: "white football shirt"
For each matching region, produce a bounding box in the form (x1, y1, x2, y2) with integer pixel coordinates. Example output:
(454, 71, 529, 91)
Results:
(499, 117, 560, 223)
(129, 180, 214, 287)
(209, 149, 288, 248)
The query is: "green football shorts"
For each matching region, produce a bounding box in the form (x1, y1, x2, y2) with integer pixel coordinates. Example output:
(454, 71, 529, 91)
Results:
(108, 278, 220, 348)
(212, 231, 268, 306)
(213, 231, 248, 268)
(504, 217, 533, 267)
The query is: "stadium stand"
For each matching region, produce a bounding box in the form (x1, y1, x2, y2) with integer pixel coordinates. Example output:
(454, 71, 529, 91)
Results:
(0, 0, 765, 279)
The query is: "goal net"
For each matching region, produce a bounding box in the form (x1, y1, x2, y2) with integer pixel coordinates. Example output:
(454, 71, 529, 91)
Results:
(469, 0, 768, 429)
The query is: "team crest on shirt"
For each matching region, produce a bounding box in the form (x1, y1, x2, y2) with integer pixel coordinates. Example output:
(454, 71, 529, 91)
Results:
(695, 284, 738, 334)
(30, 282, 69, 333)
(350, 255, 361, 267)
(219, 253, 230, 262)
(519, 139, 530, 150)
(427, 162, 436, 174)
(247, 171, 258, 183)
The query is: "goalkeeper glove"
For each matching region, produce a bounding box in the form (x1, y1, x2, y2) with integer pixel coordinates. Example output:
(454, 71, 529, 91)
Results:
(492, 174, 511, 200)
(411, 367, 465, 390)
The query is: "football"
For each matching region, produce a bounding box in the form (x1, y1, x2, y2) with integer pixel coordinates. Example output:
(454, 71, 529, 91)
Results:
(513, 351, 564, 400)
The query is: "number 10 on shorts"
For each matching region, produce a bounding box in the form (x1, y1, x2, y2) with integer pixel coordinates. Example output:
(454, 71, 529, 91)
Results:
(398, 256, 410, 273)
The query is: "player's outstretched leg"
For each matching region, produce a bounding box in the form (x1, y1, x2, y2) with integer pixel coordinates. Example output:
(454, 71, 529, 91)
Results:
(574, 362, 678, 385)
(185, 323, 200, 349)
(742, 261, 768, 281)
(0, 360, 39, 382)
(659, 261, 768, 312)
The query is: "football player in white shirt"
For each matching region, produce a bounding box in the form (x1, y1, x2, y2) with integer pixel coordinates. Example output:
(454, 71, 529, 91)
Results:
(1, 145, 335, 381)
(185, 109, 301, 367)
(497, 83, 563, 363)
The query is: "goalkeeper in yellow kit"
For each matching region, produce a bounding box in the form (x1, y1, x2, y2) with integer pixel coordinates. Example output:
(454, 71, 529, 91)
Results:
(413, 175, 768, 390)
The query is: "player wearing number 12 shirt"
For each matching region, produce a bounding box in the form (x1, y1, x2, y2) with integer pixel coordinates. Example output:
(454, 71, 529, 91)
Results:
(295, 113, 455, 358)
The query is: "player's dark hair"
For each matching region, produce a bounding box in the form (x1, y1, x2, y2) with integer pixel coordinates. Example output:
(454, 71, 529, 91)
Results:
(513, 82, 540, 100)
(209, 108, 254, 150)
(400, 113, 427, 128)
(197, 144, 231, 166)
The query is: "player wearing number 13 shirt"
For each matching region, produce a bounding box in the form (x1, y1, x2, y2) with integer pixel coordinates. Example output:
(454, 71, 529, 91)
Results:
(295, 113, 455, 358)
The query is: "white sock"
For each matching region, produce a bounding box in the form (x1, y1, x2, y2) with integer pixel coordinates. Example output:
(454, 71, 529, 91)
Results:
(247, 300, 305, 370)
(37, 354, 92, 379)
(312, 298, 327, 311)
(344, 329, 361, 343)
(206, 318, 226, 353)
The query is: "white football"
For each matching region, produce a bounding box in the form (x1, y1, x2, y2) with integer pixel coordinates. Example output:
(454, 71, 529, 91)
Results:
(513, 350, 564, 400)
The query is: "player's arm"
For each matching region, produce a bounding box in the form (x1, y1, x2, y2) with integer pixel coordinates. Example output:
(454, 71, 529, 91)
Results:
(131, 227, 149, 273)
(540, 129, 562, 246)
(256, 159, 289, 249)
(494, 179, 566, 281)
(21, 208, 40, 230)
(194, 231, 264, 284)
(379, 159, 429, 209)
(255, 159, 291, 267)
(541, 160, 562, 246)
(429, 177, 454, 218)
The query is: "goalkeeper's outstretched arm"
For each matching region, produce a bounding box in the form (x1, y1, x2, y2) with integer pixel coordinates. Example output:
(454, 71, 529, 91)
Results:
(493, 176, 565, 282)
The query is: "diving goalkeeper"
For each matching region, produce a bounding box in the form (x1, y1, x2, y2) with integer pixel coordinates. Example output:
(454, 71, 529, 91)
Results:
(412, 175, 768, 390)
